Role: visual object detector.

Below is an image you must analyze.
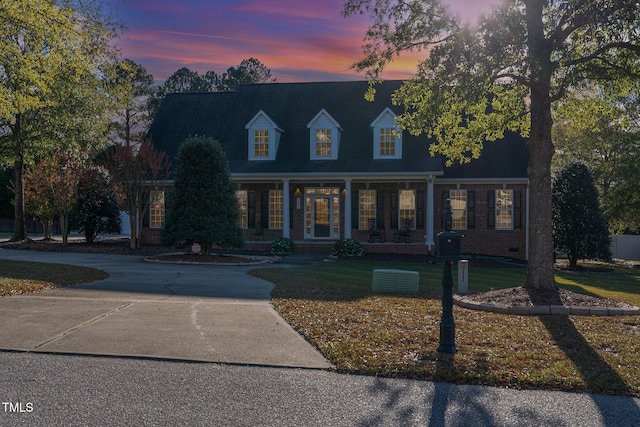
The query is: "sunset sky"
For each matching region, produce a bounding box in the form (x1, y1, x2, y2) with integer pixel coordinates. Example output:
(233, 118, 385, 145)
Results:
(106, 0, 496, 83)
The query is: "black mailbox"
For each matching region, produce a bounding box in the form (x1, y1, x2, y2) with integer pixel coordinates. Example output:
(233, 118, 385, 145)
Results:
(437, 230, 462, 262)
(437, 199, 462, 262)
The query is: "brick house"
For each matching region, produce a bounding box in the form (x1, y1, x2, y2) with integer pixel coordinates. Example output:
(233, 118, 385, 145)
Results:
(145, 80, 529, 259)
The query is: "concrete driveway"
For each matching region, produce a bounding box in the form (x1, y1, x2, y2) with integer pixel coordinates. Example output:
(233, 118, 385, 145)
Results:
(0, 249, 332, 369)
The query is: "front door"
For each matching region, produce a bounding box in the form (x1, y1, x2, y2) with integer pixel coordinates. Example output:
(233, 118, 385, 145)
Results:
(313, 197, 330, 238)
(305, 188, 340, 239)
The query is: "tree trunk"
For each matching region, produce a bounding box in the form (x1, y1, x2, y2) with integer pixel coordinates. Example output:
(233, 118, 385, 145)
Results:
(524, 0, 557, 292)
(10, 115, 27, 241)
(11, 159, 27, 241)
(129, 211, 138, 249)
(569, 255, 578, 269)
(525, 120, 557, 290)
(42, 217, 53, 240)
(85, 224, 96, 243)
(60, 213, 70, 245)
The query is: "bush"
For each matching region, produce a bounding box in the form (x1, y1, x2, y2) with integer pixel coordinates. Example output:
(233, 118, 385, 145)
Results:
(271, 237, 294, 255)
(332, 238, 363, 256)
(161, 136, 243, 253)
(70, 167, 121, 243)
(552, 162, 611, 268)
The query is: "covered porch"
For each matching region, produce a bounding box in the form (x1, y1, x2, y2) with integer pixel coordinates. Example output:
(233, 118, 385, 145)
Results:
(234, 172, 442, 255)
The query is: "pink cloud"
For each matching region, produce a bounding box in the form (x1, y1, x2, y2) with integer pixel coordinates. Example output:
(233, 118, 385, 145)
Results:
(111, 0, 491, 83)
(231, 0, 346, 22)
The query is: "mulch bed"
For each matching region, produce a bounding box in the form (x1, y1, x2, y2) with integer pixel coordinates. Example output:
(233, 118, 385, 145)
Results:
(463, 286, 636, 308)
(146, 253, 276, 264)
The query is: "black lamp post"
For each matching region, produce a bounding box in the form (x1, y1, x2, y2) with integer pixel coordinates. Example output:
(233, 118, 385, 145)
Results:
(436, 199, 461, 354)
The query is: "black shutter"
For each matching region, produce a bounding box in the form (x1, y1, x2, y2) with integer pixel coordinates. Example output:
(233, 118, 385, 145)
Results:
(487, 190, 495, 229)
(391, 191, 398, 229)
(514, 190, 522, 229)
(351, 190, 359, 229)
(290, 190, 294, 229)
(248, 191, 256, 228)
(467, 190, 475, 229)
(442, 191, 449, 229)
(142, 208, 150, 227)
(416, 190, 425, 230)
(260, 191, 269, 229)
(376, 191, 384, 229)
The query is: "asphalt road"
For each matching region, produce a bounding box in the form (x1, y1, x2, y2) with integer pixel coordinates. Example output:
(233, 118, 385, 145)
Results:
(2, 352, 640, 427)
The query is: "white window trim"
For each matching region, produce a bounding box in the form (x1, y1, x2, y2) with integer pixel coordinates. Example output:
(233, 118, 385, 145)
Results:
(495, 189, 514, 230)
(359, 189, 376, 230)
(269, 189, 284, 230)
(245, 110, 282, 161)
(449, 189, 467, 230)
(371, 107, 402, 159)
(149, 191, 165, 229)
(307, 109, 342, 160)
(398, 189, 416, 230)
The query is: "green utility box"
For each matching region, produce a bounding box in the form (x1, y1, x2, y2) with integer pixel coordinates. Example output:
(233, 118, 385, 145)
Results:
(372, 269, 419, 294)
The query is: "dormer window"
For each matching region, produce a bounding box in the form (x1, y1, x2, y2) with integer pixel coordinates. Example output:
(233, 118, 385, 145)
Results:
(371, 107, 402, 159)
(315, 129, 332, 157)
(380, 128, 396, 155)
(245, 110, 282, 161)
(307, 109, 341, 160)
(253, 130, 269, 157)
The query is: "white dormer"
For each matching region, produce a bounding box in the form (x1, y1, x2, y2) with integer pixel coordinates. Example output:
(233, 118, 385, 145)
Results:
(245, 110, 283, 161)
(307, 109, 342, 160)
(371, 107, 402, 159)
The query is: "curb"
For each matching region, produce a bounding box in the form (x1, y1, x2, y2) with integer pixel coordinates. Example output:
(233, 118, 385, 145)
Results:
(144, 253, 280, 266)
(454, 294, 640, 316)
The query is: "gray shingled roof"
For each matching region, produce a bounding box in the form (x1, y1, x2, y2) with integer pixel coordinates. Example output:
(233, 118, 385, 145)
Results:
(148, 80, 528, 179)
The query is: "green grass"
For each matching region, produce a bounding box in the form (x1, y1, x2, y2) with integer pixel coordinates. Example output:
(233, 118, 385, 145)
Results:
(0, 260, 108, 296)
(252, 258, 640, 397)
(555, 264, 640, 307)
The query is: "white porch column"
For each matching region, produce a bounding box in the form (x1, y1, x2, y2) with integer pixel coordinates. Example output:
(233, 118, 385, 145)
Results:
(344, 179, 352, 239)
(426, 176, 435, 250)
(283, 179, 290, 238)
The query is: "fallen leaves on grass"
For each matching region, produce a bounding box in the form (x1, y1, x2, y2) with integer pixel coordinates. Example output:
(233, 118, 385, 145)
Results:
(257, 260, 640, 397)
(0, 260, 108, 297)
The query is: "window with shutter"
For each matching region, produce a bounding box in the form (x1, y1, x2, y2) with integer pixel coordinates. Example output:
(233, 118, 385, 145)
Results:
(358, 189, 376, 229)
(449, 189, 467, 230)
(468, 190, 476, 229)
(495, 189, 514, 230)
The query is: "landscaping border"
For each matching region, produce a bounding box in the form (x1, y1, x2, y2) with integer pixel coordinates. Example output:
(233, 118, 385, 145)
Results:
(144, 253, 279, 266)
(454, 294, 640, 316)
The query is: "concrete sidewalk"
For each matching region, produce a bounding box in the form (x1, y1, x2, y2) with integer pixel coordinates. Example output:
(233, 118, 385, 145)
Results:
(0, 249, 331, 369)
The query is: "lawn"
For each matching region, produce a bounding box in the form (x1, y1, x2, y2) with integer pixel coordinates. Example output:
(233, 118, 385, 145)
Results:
(251, 258, 640, 397)
(0, 259, 108, 296)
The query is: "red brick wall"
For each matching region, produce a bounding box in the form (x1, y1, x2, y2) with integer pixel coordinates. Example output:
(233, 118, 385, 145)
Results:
(435, 184, 527, 259)
(140, 181, 528, 260)
(141, 228, 162, 245)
